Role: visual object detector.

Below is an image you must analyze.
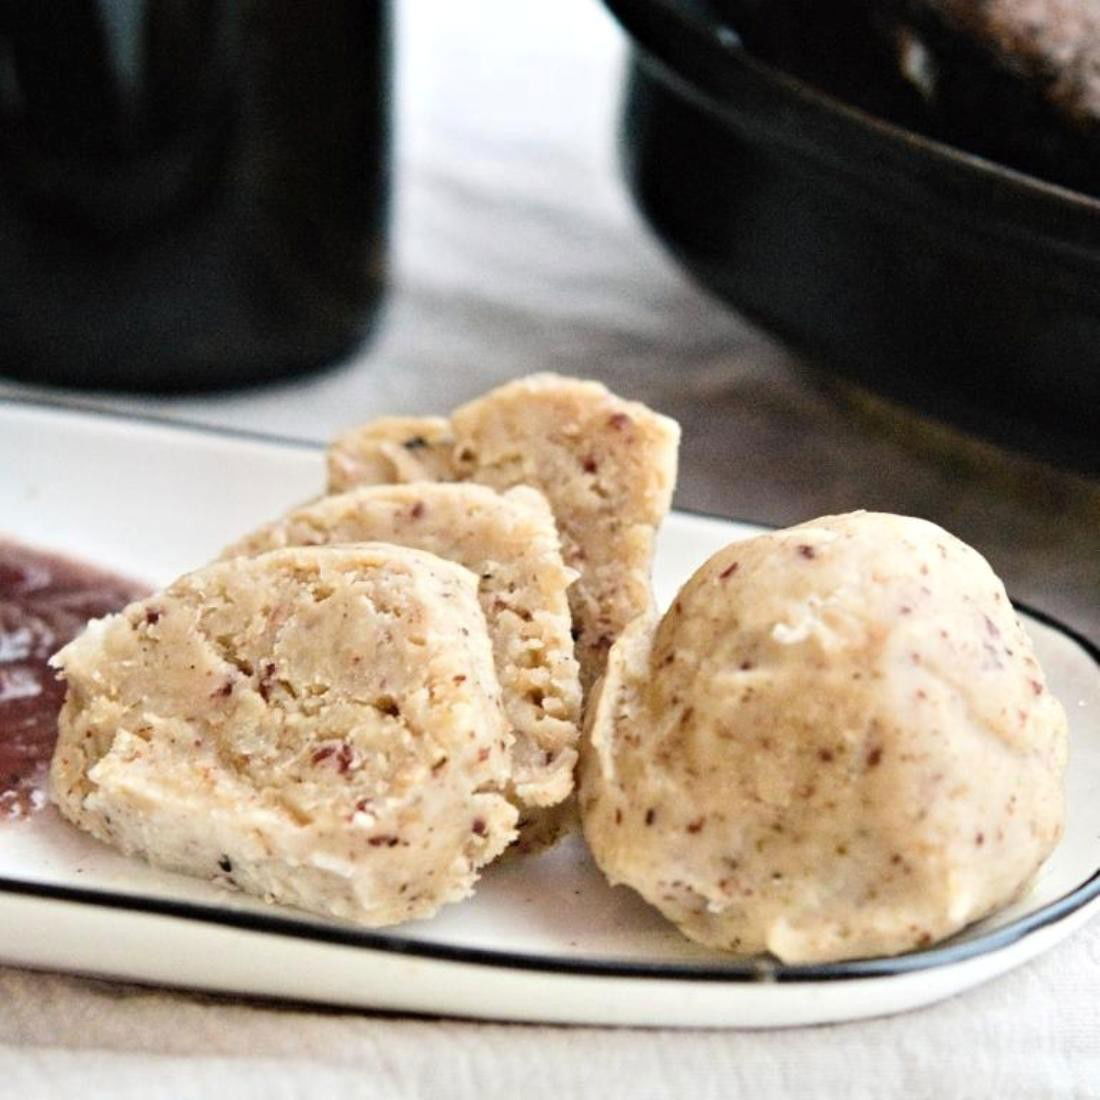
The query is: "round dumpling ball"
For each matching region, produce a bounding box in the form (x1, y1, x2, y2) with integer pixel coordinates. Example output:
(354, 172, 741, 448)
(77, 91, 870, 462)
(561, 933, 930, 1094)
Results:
(580, 511, 1067, 963)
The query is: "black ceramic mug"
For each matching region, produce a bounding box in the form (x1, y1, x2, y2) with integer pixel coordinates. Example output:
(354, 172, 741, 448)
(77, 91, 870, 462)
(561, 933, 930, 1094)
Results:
(0, 0, 391, 391)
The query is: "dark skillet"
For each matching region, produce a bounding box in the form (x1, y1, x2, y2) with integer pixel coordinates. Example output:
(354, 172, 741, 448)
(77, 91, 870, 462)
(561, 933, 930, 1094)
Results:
(602, 0, 1100, 474)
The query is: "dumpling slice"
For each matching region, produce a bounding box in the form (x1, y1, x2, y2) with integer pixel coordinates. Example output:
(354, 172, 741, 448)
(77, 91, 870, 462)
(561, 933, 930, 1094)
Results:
(327, 373, 681, 693)
(50, 544, 517, 926)
(221, 482, 583, 817)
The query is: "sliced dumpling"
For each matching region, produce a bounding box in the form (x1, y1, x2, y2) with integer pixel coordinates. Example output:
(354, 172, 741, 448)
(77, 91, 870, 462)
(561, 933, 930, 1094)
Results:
(50, 544, 517, 927)
(327, 373, 681, 692)
(221, 482, 582, 813)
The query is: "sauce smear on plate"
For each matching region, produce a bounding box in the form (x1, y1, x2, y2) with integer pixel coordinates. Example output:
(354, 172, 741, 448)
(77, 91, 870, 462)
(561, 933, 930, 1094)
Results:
(0, 540, 147, 821)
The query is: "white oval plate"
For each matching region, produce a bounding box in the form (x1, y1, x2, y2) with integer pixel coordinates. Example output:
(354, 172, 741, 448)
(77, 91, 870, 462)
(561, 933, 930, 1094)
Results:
(0, 397, 1097, 1028)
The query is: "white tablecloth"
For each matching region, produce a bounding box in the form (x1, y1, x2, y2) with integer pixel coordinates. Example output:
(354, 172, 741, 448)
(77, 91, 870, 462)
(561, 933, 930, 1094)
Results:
(2, 1, 1097, 1094)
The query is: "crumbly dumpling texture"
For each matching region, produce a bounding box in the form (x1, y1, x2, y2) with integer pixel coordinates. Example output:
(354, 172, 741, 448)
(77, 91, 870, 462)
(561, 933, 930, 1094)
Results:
(580, 511, 1068, 964)
(50, 545, 517, 927)
(327, 416, 456, 487)
(327, 373, 681, 692)
(221, 482, 582, 811)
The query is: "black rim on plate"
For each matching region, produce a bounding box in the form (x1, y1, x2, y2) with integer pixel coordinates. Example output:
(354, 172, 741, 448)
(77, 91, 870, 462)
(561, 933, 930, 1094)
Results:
(1, 397, 1096, 984)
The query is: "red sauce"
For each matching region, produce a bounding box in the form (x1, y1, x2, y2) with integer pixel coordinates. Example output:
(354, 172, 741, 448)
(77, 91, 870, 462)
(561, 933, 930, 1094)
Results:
(0, 540, 148, 822)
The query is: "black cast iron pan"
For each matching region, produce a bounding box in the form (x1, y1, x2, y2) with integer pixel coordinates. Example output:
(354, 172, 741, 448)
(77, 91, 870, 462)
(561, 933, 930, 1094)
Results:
(603, 0, 1100, 474)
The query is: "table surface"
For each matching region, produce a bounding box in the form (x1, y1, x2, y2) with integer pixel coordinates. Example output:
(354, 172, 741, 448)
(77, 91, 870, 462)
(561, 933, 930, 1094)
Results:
(2, 2, 1097, 1095)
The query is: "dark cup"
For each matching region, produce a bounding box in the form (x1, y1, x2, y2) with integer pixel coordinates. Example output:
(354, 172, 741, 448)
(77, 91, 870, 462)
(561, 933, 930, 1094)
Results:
(0, 0, 391, 391)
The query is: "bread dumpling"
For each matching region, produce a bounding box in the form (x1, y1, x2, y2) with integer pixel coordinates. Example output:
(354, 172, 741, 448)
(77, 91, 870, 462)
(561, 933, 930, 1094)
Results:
(50, 544, 517, 926)
(327, 373, 681, 693)
(221, 482, 582, 816)
(581, 511, 1068, 963)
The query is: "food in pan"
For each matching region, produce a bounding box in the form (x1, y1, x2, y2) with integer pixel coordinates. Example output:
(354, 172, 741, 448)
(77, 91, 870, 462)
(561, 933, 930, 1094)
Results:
(715, 0, 1100, 192)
